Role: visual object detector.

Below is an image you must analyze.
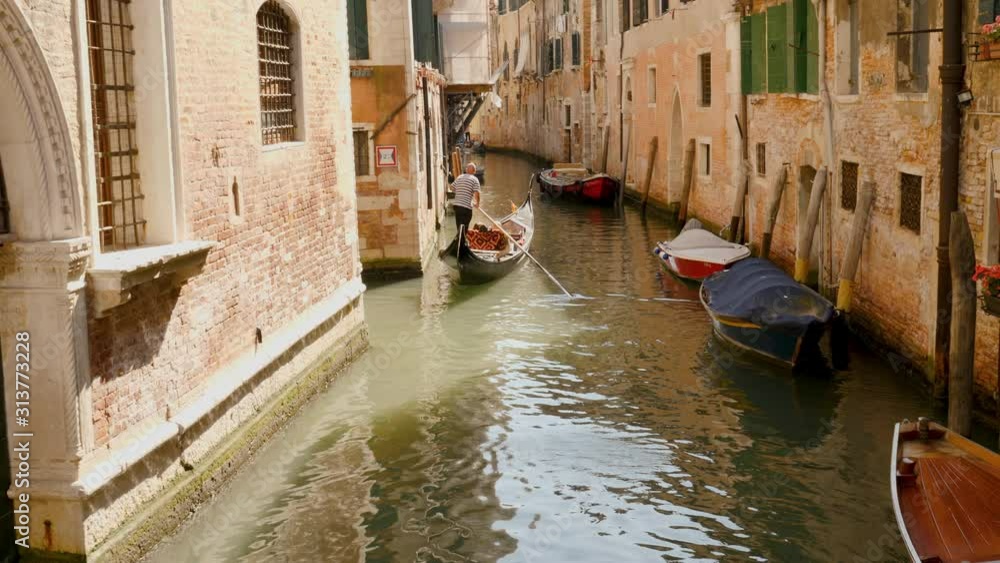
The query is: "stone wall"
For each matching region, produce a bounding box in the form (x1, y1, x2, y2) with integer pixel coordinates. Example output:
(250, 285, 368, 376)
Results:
(1, 0, 367, 557)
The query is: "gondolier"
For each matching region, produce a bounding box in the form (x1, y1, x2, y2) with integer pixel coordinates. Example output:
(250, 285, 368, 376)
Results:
(452, 163, 481, 233)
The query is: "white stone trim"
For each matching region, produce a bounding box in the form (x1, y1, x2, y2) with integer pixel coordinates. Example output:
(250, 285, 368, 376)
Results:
(0, 2, 83, 239)
(87, 241, 216, 317)
(71, 277, 366, 497)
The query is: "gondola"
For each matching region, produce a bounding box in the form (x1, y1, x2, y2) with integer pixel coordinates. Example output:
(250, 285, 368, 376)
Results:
(442, 193, 534, 285)
(891, 418, 1000, 563)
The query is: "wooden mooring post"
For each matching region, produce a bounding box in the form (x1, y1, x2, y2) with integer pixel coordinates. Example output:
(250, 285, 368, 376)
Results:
(948, 211, 976, 437)
(619, 132, 632, 209)
(600, 125, 611, 174)
(795, 167, 829, 284)
(729, 163, 749, 243)
(760, 165, 788, 260)
(831, 181, 875, 370)
(677, 139, 696, 224)
(641, 137, 659, 215)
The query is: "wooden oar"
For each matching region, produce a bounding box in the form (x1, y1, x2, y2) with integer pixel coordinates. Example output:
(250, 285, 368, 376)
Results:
(478, 208, 573, 297)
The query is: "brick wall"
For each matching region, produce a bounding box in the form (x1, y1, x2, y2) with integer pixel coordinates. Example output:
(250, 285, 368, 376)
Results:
(87, 0, 361, 447)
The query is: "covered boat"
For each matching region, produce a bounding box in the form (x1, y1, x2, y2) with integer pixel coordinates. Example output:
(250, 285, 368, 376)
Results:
(538, 166, 620, 206)
(443, 194, 534, 284)
(700, 259, 835, 367)
(891, 418, 1000, 563)
(653, 228, 750, 281)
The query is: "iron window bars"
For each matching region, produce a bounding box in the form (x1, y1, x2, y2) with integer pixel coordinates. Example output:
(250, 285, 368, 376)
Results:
(700, 53, 712, 106)
(841, 161, 859, 211)
(258, 1, 296, 145)
(86, 0, 146, 251)
(353, 130, 370, 176)
(900, 172, 922, 233)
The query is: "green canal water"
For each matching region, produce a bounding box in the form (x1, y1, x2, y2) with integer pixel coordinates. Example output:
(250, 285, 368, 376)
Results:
(145, 153, 954, 562)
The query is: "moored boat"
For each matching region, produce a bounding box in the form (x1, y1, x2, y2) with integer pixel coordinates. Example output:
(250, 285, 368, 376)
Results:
(891, 418, 1000, 563)
(442, 194, 534, 285)
(538, 166, 620, 205)
(653, 228, 750, 282)
(700, 258, 835, 367)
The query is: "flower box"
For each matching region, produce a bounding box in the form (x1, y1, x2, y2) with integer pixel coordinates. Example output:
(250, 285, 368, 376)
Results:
(978, 41, 1000, 61)
(983, 294, 1000, 317)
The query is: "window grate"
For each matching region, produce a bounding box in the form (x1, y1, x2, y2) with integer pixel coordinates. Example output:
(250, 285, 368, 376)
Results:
(900, 172, 922, 232)
(353, 130, 370, 176)
(86, 0, 146, 251)
(258, 1, 296, 145)
(699, 53, 712, 106)
(756, 143, 766, 176)
(841, 161, 858, 211)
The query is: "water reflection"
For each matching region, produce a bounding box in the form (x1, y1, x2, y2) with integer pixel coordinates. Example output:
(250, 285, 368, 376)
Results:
(144, 152, 939, 563)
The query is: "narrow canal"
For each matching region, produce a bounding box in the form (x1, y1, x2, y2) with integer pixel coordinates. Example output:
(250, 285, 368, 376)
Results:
(147, 153, 942, 562)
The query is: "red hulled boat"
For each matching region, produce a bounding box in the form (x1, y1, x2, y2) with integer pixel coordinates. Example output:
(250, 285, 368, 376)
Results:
(538, 167, 620, 206)
(653, 227, 751, 282)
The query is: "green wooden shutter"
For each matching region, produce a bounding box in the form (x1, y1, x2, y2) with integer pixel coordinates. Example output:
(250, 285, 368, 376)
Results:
(741, 17, 753, 94)
(767, 4, 788, 93)
(792, 0, 818, 93)
(752, 13, 767, 93)
(348, 0, 369, 60)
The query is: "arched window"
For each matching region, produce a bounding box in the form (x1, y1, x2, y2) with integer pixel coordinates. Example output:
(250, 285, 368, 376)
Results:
(257, 1, 297, 145)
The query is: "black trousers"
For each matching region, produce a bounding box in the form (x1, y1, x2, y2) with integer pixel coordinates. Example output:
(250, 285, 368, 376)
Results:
(455, 206, 473, 234)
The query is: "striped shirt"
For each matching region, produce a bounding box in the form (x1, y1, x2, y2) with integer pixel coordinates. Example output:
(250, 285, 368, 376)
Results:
(452, 174, 481, 210)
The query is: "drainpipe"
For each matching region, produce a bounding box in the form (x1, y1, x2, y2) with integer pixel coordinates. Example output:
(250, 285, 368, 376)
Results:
(934, 0, 965, 390)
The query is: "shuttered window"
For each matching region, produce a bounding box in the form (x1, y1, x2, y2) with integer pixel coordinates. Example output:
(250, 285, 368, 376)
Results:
(554, 38, 563, 70)
(741, 13, 767, 94)
(793, 0, 818, 94)
(767, 4, 789, 93)
(980, 0, 1000, 24)
(348, 0, 369, 60)
(499, 0, 507, 14)
(571, 32, 581, 66)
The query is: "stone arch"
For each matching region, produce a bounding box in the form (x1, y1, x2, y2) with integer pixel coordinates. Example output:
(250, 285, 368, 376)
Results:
(0, 1, 83, 240)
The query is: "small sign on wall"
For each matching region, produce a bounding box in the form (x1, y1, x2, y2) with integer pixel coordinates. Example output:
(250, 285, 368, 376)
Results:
(376, 145, 398, 168)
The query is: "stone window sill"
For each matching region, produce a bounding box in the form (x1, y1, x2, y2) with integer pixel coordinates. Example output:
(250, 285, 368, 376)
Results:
(0, 233, 15, 246)
(262, 141, 306, 153)
(88, 241, 215, 317)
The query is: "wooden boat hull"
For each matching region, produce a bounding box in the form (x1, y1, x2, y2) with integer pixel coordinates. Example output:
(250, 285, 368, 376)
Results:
(538, 170, 619, 206)
(699, 259, 834, 368)
(701, 286, 823, 366)
(891, 419, 1000, 563)
(653, 229, 751, 282)
(654, 246, 727, 281)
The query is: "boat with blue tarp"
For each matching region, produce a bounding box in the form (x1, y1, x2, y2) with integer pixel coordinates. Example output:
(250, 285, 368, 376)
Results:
(700, 258, 835, 367)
